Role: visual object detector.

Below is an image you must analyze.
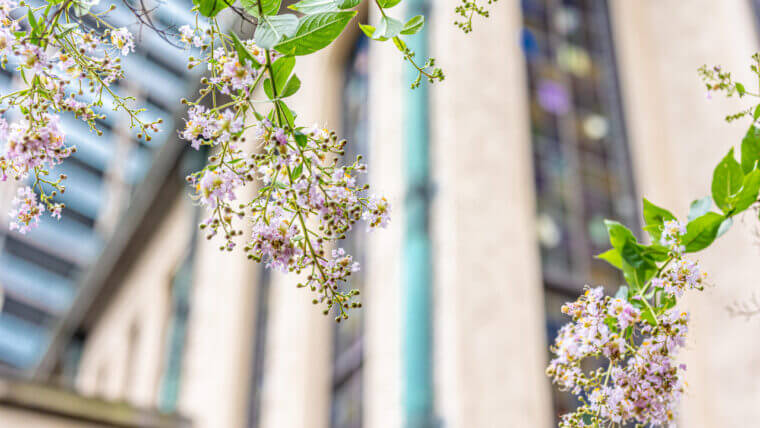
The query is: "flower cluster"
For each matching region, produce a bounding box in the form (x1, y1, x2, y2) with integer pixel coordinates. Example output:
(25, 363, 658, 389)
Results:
(8, 186, 45, 234)
(548, 287, 689, 427)
(549, 219, 706, 426)
(179, 22, 389, 320)
(655, 220, 706, 297)
(181, 106, 244, 150)
(660, 219, 687, 255)
(0, 0, 158, 232)
(652, 259, 705, 298)
(179, 24, 206, 48)
(548, 288, 640, 393)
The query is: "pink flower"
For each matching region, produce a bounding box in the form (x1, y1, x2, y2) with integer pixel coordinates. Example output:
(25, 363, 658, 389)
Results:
(110, 27, 135, 56)
(8, 186, 44, 234)
(364, 195, 391, 229)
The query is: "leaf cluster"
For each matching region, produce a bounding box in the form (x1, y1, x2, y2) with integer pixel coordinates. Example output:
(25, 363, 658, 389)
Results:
(595, 119, 760, 325)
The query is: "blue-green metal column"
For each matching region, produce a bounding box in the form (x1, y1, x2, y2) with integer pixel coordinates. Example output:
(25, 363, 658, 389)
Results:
(403, 0, 433, 426)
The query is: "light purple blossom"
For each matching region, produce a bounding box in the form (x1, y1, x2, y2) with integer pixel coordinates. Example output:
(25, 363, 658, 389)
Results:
(9, 186, 44, 234)
(110, 27, 135, 56)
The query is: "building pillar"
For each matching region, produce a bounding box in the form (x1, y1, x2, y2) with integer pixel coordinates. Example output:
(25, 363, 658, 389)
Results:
(363, 6, 406, 428)
(429, 1, 552, 426)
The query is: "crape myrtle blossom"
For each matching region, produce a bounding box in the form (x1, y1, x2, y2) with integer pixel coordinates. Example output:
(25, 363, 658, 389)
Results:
(655, 219, 706, 298)
(548, 287, 689, 427)
(110, 27, 135, 56)
(8, 186, 44, 234)
(548, 217, 705, 427)
(179, 24, 206, 48)
(660, 219, 687, 255)
(0, 0, 159, 233)
(178, 24, 390, 320)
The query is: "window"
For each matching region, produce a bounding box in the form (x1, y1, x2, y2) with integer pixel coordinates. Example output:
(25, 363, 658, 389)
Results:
(330, 36, 370, 428)
(123, 320, 141, 398)
(0, 0, 200, 372)
(246, 268, 272, 428)
(158, 243, 196, 412)
(519, 0, 638, 421)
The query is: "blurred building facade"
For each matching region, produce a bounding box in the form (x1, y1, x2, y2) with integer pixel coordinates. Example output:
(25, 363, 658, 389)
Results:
(0, 0, 199, 373)
(3, 0, 760, 427)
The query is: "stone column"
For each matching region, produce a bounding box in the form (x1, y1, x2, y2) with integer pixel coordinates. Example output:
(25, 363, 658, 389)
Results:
(429, 1, 552, 426)
(363, 6, 405, 428)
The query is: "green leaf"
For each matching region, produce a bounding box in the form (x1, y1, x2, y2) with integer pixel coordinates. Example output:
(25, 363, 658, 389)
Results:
(401, 15, 425, 35)
(291, 163, 303, 180)
(683, 212, 725, 253)
(754, 104, 760, 120)
(733, 168, 760, 213)
(359, 23, 376, 38)
(688, 196, 712, 221)
(661, 293, 677, 311)
(736, 82, 746, 96)
(711, 148, 743, 213)
(601, 220, 657, 291)
(604, 316, 619, 334)
(376, 0, 402, 8)
(623, 261, 645, 291)
(193, 0, 231, 17)
(741, 125, 760, 174)
(27, 10, 45, 45)
(337, 0, 360, 8)
(639, 244, 669, 262)
(289, 0, 359, 13)
(294, 131, 308, 148)
(596, 248, 622, 269)
(275, 11, 357, 56)
(27, 10, 38, 31)
(642, 198, 676, 242)
(276, 101, 295, 128)
(263, 79, 275, 98)
(639, 303, 657, 326)
(263, 56, 300, 99)
(604, 220, 636, 251)
(255, 14, 299, 49)
(231, 32, 261, 69)
(375, 16, 403, 40)
(271, 56, 295, 88)
(290, 0, 338, 13)
(241, 0, 281, 16)
(620, 240, 656, 270)
(392, 36, 407, 51)
(717, 217, 733, 238)
(279, 73, 301, 97)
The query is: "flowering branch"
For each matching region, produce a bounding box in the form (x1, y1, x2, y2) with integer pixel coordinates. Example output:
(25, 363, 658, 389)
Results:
(0, 0, 156, 232)
(0, 0, 490, 321)
(454, 0, 497, 34)
(175, 0, 398, 320)
(548, 55, 760, 427)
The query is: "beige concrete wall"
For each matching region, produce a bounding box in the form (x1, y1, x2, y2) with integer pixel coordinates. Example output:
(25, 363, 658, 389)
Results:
(177, 189, 259, 428)
(429, 1, 552, 427)
(77, 195, 194, 407)
(611, 0, 760, 426)
(77, 177, 262, 428)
